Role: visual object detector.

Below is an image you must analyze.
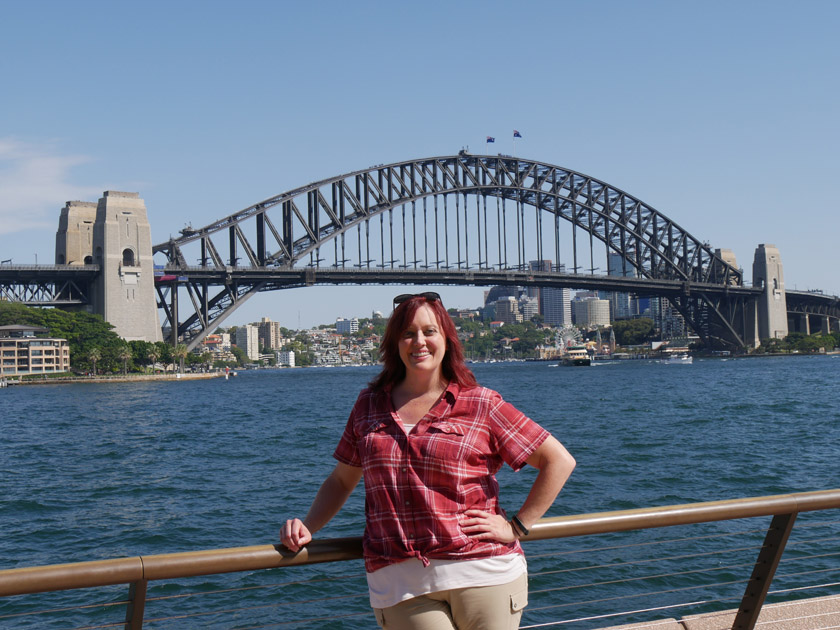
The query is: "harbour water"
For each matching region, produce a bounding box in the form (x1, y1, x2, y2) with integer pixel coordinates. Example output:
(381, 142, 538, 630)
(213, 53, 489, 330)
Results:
(1, 356, 839, 628)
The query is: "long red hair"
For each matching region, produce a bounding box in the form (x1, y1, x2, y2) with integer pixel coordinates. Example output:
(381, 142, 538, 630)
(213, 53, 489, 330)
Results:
(369, 295, 478, 391)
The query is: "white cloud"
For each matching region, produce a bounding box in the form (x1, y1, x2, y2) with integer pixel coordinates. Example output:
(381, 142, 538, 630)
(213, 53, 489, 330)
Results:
(0, 138, 102, 235)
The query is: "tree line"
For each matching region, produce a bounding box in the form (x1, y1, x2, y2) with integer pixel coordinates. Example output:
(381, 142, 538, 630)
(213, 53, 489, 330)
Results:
(2, 302, 836, 375)
(0, 303, 209, 375)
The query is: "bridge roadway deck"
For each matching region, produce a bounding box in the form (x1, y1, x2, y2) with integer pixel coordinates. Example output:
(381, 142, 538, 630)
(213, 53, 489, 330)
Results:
(598, 594, 840, 629)
(168, 265, 763, 297)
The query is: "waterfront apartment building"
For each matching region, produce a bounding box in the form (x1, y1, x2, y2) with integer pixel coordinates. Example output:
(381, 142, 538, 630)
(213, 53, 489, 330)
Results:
(0, 325, 70, 376)
(235, 324, 261, 361)
(276, 350, 295, 367)
(258, 317, 285, 350)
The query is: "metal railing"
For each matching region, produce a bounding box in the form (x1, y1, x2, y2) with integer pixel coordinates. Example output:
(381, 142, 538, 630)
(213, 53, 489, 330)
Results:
(1, 489, 839, 629)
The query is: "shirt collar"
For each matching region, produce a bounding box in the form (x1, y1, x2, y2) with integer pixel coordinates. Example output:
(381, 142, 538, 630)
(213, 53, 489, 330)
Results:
(443, 380, 460, 404)
(380, 380, 459, 416)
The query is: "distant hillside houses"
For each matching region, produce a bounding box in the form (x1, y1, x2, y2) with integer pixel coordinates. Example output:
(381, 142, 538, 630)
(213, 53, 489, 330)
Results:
(304, 327, 379, 365)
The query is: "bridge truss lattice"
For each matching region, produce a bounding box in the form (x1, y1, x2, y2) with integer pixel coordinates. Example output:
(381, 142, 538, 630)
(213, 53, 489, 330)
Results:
(154, 154, 751, 350)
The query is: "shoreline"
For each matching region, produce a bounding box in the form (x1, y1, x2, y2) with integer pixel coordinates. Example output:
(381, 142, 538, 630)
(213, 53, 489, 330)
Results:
(3, 351, 836, 386)
(3, 372, 224, 386)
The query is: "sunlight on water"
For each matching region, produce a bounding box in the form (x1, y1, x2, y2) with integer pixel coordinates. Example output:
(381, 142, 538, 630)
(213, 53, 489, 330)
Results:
(1, 357, 838, 628)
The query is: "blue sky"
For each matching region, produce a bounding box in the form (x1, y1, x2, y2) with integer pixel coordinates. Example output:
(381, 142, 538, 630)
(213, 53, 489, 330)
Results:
(2, 0, 838, 329)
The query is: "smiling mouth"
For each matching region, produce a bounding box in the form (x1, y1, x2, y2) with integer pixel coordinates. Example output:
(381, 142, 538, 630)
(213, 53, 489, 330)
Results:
(412, 351, 431, 359)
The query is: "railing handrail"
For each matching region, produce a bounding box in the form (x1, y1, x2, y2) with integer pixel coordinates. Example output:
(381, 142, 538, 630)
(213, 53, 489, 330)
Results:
(2, 488, 839, 599)
(530, 487, 840, 539)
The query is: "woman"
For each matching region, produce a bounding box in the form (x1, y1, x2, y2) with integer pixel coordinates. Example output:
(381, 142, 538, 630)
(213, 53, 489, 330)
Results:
(282, 292, 576, 629)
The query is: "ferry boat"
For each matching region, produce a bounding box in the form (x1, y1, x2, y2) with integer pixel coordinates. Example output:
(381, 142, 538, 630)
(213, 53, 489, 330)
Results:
(561, 345, 591, 366)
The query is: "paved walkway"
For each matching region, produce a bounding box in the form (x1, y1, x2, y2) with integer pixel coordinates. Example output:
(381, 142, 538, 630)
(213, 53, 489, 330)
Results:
(602, 595, 840, 629)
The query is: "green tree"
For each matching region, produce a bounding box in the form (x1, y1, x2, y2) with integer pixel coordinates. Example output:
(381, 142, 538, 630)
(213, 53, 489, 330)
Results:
(511, 326, 547, 356)
(230, 345, 248, 366)
(198, 352, 213, 369)
(755, 337, 784, 354)
(0, 302, 125, 374)
(147, 345, 160, 373)
(173, 344, 188, 373)
(129, 340, 152, 368)
(118, 345, 133, 375)
(612, 318, 655, 346)
(154, 342, 173, 371)
(87, 347, 101, 376)
(788, 333, 835, 353)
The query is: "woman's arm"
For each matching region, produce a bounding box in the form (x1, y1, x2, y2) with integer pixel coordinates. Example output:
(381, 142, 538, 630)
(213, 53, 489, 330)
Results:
(280, 461, 363, 552)
(462, 435, 576, 542)
(513, 435, 576, 531)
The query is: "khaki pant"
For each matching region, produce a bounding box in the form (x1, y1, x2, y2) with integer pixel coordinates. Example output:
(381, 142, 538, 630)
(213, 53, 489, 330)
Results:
(373, 573, 528, 630)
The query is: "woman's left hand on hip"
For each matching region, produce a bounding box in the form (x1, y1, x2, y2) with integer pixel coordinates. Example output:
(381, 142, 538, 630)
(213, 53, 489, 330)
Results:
(461, 509, 517, 543)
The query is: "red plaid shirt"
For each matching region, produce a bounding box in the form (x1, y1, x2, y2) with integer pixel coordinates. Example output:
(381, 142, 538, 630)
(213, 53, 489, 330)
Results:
(333, 382, 550, 572)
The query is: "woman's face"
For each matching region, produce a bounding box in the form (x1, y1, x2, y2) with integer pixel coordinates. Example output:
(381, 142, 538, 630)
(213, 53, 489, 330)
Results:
(398, 304, 447, 381)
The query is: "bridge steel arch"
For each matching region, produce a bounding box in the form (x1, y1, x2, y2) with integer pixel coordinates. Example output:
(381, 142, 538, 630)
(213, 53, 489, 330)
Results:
(154, 154, 753, 351)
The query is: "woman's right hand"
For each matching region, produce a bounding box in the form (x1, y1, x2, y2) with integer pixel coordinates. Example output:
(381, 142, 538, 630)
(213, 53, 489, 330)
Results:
(281, 518, 312, 552)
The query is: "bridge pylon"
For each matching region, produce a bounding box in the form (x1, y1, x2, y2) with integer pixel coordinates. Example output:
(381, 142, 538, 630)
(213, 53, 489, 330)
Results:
(54, 191, 162, 343)
(92, 192, 162, 343)
(55, 201, 97, 265)
(752, 244, 788, 344)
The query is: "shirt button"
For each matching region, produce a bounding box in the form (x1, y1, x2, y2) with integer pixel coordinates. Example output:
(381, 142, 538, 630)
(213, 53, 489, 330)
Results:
(405, 500, 411, 506)
(401, 467, 407, 472)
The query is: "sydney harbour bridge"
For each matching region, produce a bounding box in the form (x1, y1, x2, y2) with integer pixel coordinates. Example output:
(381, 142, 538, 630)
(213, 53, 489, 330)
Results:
(2, 153, 838, 351)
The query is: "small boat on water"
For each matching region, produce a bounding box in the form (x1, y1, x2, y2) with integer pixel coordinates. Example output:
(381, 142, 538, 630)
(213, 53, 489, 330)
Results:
(560, 345, 591, 367)
(660, 348, 693, 364)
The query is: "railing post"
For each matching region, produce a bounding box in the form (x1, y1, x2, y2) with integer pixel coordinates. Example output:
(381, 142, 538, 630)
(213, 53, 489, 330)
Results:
(731, 511, 797, 630)
(124, 579, 148, 630)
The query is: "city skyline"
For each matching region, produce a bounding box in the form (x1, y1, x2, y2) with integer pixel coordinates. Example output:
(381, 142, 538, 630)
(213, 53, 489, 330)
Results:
(2, 1, 838, 330)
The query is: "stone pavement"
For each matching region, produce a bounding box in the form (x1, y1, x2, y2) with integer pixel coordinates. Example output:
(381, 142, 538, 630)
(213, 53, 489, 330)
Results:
(600, 595, 840, 629)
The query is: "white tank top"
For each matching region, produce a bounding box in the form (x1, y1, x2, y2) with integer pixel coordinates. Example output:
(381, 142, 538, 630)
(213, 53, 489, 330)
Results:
(367, 554, 527, 609)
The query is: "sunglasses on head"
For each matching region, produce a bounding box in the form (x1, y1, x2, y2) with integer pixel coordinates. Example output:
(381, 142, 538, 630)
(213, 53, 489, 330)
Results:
(393, 292, 442, 307)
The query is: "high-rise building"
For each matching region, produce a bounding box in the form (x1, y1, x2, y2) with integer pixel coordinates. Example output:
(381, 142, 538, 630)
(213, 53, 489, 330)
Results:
(527, 260, 551, 303)
(336, 318, 359, 334)
(484, 286, 519, 306)
(529, 260, 572, 327)
(520, 296, 539, 321)
(659, 301, 687, 338)
(573, 297, 611, 327)
(542, 287, 572, 326)
(495, 296, 523, 324)
(607, 253, 634, 321)
(235, 324, 261, 361)
(258, 317, 284, 350)
(635, 297, 652, 318)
